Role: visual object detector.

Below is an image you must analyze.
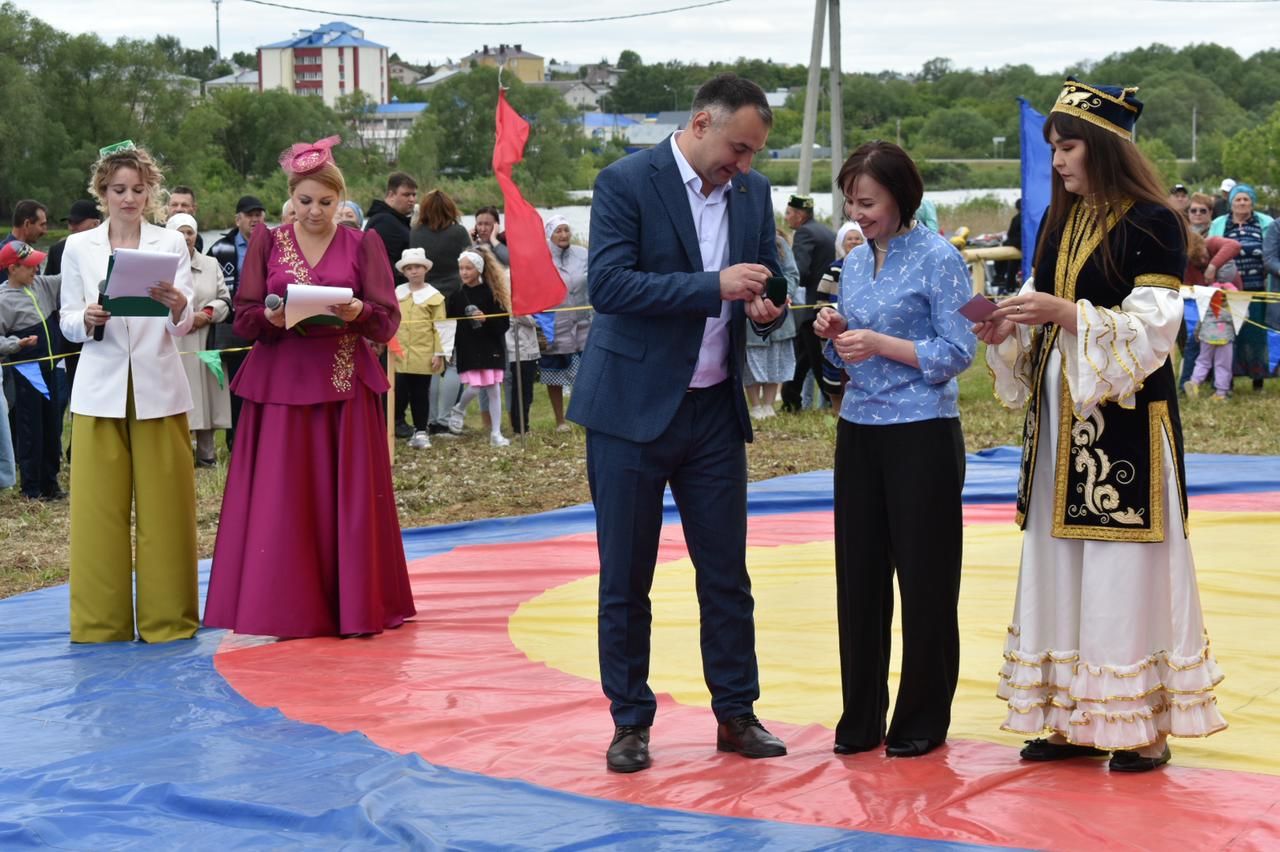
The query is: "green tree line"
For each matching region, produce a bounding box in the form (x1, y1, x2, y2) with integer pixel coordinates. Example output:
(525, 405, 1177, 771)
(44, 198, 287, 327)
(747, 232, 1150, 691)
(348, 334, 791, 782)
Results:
(4, 0, 1280, 227)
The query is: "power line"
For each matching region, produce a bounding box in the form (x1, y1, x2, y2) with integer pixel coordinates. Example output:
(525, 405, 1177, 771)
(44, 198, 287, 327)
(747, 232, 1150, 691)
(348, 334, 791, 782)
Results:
(238, 0, 733, 25)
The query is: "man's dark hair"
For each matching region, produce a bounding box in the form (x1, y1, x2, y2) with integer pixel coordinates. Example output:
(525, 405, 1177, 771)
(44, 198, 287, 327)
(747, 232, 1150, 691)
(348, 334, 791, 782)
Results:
(13, 199, 47, 229)
(170, 185, 197, 200)
(386, 172, 418, 194)
(474, 205, 501, 222)
(690, 73, 772, 127)
(837, 141, 923, 231)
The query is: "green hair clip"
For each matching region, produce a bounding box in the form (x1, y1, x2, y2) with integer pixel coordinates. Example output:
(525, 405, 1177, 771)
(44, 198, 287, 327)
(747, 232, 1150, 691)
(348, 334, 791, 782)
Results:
(98, 140, 136, 157)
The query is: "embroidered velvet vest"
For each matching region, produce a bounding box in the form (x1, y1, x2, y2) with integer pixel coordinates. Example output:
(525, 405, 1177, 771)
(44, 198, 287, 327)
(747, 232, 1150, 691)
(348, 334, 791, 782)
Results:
(1017, 200, 1189, 542)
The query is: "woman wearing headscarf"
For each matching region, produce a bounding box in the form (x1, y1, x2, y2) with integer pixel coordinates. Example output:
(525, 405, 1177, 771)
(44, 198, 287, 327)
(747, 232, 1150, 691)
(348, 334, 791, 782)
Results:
(166, 212, 231, 468)
(539, 214, 590, 431)
(1209, 184, 1274, 391)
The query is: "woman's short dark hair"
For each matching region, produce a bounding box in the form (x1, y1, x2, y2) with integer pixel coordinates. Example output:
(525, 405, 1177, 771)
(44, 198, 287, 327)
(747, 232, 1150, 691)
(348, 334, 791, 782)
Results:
(474, 205, 500, 222)
(690, 73, 772, 127)
(836, 141, 922, 230)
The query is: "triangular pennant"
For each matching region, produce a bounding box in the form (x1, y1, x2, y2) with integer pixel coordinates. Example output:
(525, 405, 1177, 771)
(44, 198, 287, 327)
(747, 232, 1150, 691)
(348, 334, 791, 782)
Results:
(197, 350, 226, 389)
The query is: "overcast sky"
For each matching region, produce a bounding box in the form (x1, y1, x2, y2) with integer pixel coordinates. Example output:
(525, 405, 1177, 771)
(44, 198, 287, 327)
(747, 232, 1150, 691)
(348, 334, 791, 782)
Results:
(16, 0, 1280, 76)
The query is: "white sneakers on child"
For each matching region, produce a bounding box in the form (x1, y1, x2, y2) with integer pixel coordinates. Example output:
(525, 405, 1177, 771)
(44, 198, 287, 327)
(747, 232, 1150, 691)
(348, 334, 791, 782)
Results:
(490, 433, 511, 447)
(408, 431, 431, 449)
(750, 404, 776, 420)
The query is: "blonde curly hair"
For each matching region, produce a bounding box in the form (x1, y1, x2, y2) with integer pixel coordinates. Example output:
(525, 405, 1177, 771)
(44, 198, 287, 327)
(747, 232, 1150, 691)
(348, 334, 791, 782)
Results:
(89, 146, 167, 222)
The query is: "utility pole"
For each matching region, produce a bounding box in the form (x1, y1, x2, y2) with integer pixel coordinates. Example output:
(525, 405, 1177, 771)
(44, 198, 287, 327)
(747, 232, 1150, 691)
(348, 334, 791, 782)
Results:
(828, 0, 844, 227)
(797, 0, 826, 197)
(1191, 104, 1198, 163)
(213, 0, 223, 60)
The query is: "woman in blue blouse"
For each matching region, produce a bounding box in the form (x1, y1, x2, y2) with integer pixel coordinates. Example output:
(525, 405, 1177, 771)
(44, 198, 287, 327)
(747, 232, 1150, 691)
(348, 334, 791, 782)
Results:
(815, 141, 977, 758)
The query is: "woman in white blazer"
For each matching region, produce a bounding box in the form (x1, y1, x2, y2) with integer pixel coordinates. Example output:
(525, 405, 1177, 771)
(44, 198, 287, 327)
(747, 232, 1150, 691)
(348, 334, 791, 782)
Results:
(59, 144, 199, 644)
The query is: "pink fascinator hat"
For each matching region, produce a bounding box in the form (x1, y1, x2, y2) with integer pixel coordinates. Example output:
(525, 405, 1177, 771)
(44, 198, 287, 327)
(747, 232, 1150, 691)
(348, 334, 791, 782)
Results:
(279, 135, 342, 175)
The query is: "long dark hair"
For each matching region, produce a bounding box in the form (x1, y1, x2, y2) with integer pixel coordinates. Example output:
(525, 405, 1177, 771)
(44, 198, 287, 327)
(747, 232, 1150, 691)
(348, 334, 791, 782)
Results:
(1035, 112, 1183, 281)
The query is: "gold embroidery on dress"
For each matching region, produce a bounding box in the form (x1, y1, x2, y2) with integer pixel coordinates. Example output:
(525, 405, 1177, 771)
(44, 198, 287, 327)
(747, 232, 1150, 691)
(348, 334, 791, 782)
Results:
(1064, 407, 1144, 526)
(332, 333, 356, 393)
(273, 227, 313, 285)
(277, 227, 358, 394)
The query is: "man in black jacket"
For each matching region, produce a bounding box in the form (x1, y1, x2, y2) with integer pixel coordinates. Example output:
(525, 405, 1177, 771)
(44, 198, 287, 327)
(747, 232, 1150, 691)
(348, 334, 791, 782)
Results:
(365, 172, 418, 283)
(207, 195, 266, 452)
(780, 194, 834, 412)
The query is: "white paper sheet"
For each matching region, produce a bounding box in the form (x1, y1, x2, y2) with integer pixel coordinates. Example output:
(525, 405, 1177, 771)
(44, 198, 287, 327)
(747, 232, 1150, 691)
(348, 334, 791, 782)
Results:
(285, 283, 355, 329)
(105, 248, 182, 297)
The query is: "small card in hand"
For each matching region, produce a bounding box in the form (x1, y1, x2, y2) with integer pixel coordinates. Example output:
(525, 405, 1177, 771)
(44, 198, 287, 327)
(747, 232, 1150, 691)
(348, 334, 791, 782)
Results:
(957, 294, 999, 322)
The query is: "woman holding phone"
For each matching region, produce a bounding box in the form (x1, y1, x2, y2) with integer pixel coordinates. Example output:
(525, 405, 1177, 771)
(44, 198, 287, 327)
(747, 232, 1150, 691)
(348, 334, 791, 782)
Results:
(814, 141, 975, 758)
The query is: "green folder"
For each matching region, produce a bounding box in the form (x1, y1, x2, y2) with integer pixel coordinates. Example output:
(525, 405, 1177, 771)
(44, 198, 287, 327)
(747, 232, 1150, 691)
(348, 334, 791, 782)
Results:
(100, 253, 170, 317)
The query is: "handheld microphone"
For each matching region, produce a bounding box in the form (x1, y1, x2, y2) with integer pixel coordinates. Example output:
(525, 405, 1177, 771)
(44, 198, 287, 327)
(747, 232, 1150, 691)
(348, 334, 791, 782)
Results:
(93, 279, 107, 341)
(265, 293, 283, 311)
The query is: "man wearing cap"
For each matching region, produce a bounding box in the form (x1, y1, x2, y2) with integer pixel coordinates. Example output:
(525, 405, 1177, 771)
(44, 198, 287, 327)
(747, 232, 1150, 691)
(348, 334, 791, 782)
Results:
(1214, 179, 1235, 219)
(0, 200, 49, 286)
(44, 200, 101, 276)
(207, 195, 266, 450)
(1168, 184, 1190, 215)
(780, 193, 835, 412)
(0, 241, 65, 499)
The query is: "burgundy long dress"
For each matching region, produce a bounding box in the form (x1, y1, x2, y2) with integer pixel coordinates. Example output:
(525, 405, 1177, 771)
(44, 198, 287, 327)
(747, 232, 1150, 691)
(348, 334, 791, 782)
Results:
(204, 223, 416, 637)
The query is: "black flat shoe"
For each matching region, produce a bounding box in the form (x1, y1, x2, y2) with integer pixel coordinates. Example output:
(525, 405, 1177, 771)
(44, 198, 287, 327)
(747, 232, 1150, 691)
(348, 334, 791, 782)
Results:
(716, 714, 786, 758)
(606, 725, 651, 773)
(885, 738, 942, 758)
(833, 741, 879, 755)
(1109, 745, 1171, 773)
(1020, 738, 1109, 761)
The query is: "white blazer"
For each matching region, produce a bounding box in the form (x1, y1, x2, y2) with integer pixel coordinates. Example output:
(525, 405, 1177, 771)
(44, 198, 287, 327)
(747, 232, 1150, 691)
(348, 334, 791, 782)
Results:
(59, 221, 196, 420)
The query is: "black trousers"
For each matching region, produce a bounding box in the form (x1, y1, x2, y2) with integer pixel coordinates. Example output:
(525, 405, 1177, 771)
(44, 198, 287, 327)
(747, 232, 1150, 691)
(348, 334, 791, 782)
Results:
(833, 416, 965, 750)
(14, 368, 62, 498)
(395, 372, 433, 431)
(782, 317, 823, 410)
(508, 359, 537, 433)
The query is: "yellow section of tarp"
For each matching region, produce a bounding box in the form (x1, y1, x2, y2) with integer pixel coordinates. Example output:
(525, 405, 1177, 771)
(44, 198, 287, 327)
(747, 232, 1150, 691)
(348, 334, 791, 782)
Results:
(510, 509, 1280, 775)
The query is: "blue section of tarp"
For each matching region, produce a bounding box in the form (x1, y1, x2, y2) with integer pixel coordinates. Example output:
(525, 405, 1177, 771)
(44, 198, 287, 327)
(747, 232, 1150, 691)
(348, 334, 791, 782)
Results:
(1018, 98, 1051, 284)
(402, 449, 1280, 561)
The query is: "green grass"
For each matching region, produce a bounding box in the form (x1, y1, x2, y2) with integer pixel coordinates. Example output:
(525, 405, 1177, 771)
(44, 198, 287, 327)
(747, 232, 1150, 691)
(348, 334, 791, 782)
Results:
(3, 353, 1277, 599)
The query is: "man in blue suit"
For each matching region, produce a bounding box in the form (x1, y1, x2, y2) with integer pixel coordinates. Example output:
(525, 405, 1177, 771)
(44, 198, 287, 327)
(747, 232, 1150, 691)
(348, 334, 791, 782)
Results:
(568, 74, 788, 773)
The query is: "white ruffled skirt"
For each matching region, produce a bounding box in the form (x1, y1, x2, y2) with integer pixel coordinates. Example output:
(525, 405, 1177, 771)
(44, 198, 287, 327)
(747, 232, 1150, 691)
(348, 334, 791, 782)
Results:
(996, 349, 1227, 749)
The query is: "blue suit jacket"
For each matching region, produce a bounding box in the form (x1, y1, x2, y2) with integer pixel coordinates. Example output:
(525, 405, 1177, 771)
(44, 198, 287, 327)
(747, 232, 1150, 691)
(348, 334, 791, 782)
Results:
(568, 137, 781, 444)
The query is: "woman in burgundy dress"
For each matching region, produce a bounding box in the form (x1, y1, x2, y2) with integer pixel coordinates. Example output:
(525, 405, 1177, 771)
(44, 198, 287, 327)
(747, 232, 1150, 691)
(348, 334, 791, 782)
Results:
(205, 137, 416, 637)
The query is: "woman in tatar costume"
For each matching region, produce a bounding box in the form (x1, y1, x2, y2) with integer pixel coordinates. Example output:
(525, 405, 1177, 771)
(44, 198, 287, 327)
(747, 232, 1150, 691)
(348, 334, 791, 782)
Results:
(975, 79, 1226, 772)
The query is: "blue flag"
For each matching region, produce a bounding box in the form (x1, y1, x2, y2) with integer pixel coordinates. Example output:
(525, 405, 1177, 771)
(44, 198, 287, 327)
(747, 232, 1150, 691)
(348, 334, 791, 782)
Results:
(1018, 98, 1052, 284)
(13, 362, 50, 400)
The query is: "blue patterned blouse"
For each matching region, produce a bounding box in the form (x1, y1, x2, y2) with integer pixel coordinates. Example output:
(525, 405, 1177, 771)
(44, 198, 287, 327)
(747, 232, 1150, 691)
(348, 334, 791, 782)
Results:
(826, 222, 976, 425)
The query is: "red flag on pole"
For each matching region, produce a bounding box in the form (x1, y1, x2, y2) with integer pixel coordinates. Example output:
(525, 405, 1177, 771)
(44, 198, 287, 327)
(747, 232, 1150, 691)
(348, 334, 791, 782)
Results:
(493, 88, 566, 315)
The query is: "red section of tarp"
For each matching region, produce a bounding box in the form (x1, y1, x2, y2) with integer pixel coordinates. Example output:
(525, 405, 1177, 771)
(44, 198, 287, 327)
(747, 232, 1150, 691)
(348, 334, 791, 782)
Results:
(493, 89, 566, 315)
(215, 511, 1280, 850)
(1189, 490, 1280, 512)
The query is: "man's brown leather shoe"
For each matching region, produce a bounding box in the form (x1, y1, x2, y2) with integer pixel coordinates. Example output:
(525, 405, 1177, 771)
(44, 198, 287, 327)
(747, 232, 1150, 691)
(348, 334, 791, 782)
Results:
(606, 725, 651, 773)
(716, 714, 786, 758)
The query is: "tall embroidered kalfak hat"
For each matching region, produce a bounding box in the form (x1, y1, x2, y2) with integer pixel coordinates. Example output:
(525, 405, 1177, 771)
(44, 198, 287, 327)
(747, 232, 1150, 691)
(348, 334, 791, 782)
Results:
(1050, 77, 1143, 141)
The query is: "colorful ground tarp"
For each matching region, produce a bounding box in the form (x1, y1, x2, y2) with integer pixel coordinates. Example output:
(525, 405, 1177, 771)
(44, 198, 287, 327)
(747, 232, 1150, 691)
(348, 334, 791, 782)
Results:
(1, 448, 1278, 849)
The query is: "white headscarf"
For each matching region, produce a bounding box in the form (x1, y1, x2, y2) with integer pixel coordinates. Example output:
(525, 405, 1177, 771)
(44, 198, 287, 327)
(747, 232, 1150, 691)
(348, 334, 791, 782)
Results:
(544, 214, 570, 241)
(834, 221, 864, 259)
(165, 212, 199, 233)
(458, 250, 485, 275)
